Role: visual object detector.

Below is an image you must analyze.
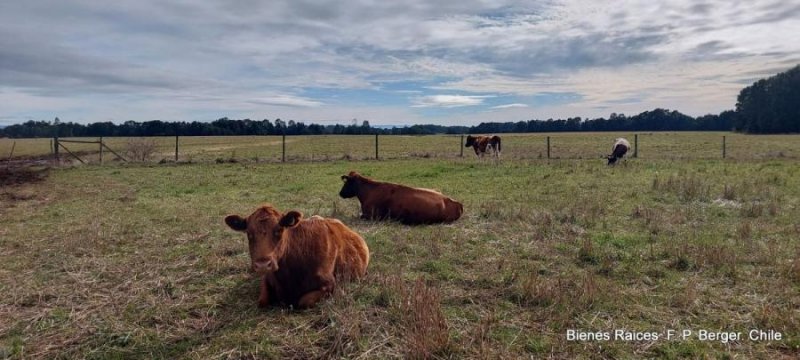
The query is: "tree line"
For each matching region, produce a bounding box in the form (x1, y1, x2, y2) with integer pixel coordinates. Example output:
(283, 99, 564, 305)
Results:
(0, 109, 734, 138)
(1, 64, 796, 138)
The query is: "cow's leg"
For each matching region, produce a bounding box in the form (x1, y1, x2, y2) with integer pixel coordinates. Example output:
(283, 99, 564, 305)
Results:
(258, 275, 270, 308)
(362, 205, 383, 220)
(297, 274, 335, 309)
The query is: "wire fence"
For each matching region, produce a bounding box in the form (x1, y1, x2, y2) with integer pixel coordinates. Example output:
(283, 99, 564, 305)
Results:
(2, 132, 800, 165)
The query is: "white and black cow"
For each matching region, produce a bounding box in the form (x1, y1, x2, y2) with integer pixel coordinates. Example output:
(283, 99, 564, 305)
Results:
(607, 138, 631, 165)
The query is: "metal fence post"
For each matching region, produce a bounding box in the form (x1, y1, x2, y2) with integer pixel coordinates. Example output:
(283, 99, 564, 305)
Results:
(375, 133, 379, 160)
(722, 135, 726, 159)
(634, 134, 638, 158)
(546, 136, 551, 159)
(54, 136, 59, 163)
(282, 134, 286, 162)
(175, 135, 179, 162)
(99, 137, 103, 165)
(460, 135, 464, 157)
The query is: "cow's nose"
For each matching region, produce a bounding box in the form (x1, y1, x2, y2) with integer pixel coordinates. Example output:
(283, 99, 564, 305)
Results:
(252, 258, 278, 273)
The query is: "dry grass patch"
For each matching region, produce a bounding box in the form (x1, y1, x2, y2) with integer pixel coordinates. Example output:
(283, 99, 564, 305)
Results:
(652, 173, 711, 201)
(374, 276, 452, 359)
(125, 138, 158, 162)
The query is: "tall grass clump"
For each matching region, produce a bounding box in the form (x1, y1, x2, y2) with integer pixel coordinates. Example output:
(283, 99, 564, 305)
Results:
(383, 277, 451, 359)
(651, 173, 710, 201)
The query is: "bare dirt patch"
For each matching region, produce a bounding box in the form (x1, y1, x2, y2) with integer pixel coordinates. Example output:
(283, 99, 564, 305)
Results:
(1, 162, 50, 187)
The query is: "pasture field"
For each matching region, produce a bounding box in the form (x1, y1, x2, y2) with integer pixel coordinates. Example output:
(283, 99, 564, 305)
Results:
(2, 132, 800, 163)
(2, 148, 800, 358)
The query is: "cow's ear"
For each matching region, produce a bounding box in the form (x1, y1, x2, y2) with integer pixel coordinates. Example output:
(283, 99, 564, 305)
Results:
(225, 215, 247, 231)
(279, 211, 303, 228)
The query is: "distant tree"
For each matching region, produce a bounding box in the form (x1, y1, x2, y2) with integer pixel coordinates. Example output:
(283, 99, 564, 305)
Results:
(735, 65, 800, 133)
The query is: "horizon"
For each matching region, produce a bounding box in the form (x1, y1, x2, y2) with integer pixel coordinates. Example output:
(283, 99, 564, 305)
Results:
(1, 1, 798, 127)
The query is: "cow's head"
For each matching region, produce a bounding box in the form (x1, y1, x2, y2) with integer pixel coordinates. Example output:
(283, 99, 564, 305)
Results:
(339, 171, 361, 198)
(607, 155, 618, 165)
(464, 135, 475, 147)
(224, 205, 303, 274)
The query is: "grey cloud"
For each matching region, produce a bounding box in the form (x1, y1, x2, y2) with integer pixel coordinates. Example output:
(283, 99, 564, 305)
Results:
(471, 32, 664, 76)
(746, 1, 800, 25)
(689, 3, 713, 14)
(683, 40, 741, 61)
(0, 35, 199, 95)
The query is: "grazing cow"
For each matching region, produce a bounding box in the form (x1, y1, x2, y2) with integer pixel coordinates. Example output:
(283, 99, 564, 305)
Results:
(607, 138, 631, 165)
(339, 171, 463, 225)
(465, 135, 502, 157)
(224, 204, 369, 309)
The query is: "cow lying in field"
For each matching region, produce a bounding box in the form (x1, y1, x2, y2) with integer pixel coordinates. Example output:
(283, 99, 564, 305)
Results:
(224, 204, 369, 308)
(465, 135, 502, 157)
(339, 171, 463, 225)
(607, 138, 631, 165)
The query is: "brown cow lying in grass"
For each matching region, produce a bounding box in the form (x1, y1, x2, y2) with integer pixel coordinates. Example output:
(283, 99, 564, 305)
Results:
(339, 171, 463, 225)
(224, 204, 369, 309)
(465, 135, 502, 157)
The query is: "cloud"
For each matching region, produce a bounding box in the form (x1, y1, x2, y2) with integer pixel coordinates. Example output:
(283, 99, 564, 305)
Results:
(247, 95, 324, 108)
(411, 95, 493, 108)
(0, 0, 798, 125)
(491, 103, 529, 109)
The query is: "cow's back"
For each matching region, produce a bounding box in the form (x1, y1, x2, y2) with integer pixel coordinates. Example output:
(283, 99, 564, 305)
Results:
(323, 218, 370, 280)
(390, 186, 459, 224)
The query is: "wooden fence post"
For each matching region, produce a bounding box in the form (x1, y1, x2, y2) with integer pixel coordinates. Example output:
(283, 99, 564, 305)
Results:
(460, 135, 464, 157)
(634, 134, 638, 158)
(7, 141, 15, 160)
(375, 134, 379, 160)
(722, 135, 726, 159)
(175, 135, 179, 162)
(99, 137, 103, 165)
(54, 136, 59, 163)
(282, 134, 286, 162)
(546, 136, 551, 159)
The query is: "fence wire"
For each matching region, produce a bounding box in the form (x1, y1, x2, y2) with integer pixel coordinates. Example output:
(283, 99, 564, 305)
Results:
(2, 132, 799, 165)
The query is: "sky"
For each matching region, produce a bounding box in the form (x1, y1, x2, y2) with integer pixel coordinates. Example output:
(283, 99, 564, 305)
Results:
(1, 1, 798, 126)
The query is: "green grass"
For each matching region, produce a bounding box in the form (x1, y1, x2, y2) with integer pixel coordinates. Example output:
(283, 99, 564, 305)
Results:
(1, 142, 800, 358)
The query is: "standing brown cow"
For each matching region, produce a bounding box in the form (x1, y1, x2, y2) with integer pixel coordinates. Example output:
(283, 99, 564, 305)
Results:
(339, 171, 463, 225)
(465, 135, 502, 157)
(224, 204, 369, 308)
